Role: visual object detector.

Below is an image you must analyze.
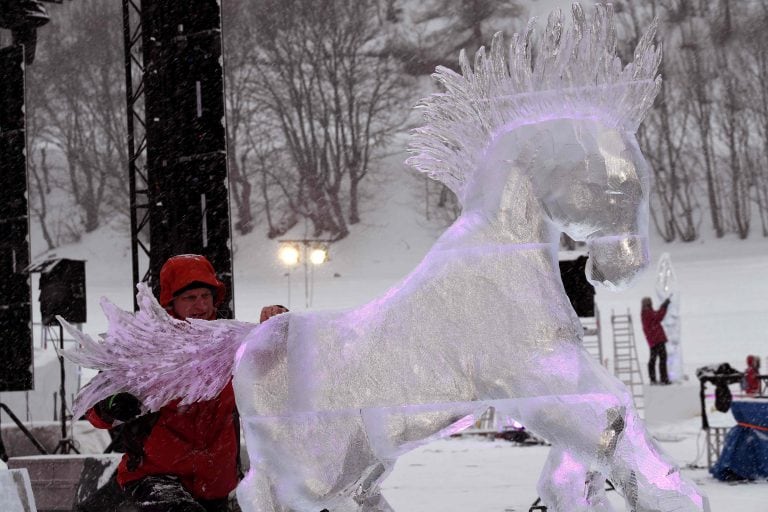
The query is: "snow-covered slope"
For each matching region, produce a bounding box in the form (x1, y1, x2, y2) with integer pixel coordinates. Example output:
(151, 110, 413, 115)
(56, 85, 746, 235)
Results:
(6, 104, 768, 512)
(17, 135, 768, 397)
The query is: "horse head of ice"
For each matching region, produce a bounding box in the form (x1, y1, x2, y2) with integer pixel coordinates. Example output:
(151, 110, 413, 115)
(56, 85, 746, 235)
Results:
(476, 117, 651, 290)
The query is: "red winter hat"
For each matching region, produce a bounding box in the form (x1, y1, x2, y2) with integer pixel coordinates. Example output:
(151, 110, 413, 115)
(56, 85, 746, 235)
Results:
(159, 254, 226, 308)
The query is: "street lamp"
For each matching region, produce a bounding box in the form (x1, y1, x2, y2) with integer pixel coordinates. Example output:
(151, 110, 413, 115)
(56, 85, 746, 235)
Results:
(277, 239, 331, 308)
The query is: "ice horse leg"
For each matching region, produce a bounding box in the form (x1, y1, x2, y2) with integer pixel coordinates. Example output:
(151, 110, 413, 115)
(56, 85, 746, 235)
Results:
(325, 462, 396, 512)
(525, 400, 626, 512)
(499, 343, 709, 512)
(537, 446, 616, 512)
(238, 410, 397, 512)
(502, 388, 707, 512)
(604, 408, 711, 512)
(237, 462, 286, 512)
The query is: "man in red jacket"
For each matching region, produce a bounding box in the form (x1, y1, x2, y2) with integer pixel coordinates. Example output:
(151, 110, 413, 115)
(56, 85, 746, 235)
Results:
(641, 296, 671, 385)
(85, 254, 287, 512)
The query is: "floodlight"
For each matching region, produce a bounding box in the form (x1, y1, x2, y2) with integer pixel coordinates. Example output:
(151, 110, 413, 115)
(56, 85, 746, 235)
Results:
(309, 247, 327, 265)
(278, 244, 300, 266)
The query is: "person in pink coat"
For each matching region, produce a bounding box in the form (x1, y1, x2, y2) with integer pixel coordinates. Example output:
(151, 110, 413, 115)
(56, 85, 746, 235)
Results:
(641, 296, 671, 385)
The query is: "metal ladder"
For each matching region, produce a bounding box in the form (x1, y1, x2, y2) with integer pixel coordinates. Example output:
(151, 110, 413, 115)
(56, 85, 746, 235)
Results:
(580, 308, 603, 365)
(611, 310, 644, 413)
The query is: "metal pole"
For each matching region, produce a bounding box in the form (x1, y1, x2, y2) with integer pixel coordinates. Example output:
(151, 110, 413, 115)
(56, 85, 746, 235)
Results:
(286, 271, 291, 310)
(700, 379, 709, 430)
(304, 243, 309, 309)
(123, 0, 140, 311)
(0, 403, 49, 460)
(58, 323, 67, 452)
(310, 260, 314, 308)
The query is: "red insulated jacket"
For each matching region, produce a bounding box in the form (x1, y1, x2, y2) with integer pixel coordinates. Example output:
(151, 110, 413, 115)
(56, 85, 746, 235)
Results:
(641, 301, 669, 348)
(87, 384, 239, 499)
(86, 382, 238, 499)
(85, 255, 238, 499)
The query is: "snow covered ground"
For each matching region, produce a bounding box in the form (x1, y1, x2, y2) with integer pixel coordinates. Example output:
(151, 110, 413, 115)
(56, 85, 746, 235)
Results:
(382, 435, 768, 512)
(2, 152, 766, 509)
(0, 136, 768, 512)
(3, 124, 768, 511)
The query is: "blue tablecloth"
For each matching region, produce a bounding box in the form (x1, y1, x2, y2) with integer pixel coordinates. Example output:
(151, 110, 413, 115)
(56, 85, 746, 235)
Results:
(711, 398, 768, 481)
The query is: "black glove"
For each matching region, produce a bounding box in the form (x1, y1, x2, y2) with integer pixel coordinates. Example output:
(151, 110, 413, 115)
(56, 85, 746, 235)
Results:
(95, 392, 142, 423)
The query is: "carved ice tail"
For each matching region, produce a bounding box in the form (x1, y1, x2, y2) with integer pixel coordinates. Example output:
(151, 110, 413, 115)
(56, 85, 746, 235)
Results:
(59, 283, 258, 419)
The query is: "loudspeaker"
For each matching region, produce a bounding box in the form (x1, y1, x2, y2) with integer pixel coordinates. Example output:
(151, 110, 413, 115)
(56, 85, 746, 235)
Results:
(39, 259, 86, 326)
(0, 303, 33, 391)
(0, 44, 27, 224)
(0, 44, 33, 392)
(142, 0, 225, 164)
(139, 0, 233, 318)
(559, 255, 596, 318)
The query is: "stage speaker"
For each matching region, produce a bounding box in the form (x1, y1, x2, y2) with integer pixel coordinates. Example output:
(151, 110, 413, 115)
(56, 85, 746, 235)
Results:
(559, 255, 596, 318)
(140, 0, 233, 318)
(38, 259, 87, 326)
(0, 44, 33, 392)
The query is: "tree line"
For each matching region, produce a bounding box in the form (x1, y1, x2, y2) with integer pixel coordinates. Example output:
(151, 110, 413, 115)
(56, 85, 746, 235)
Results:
(618, 0, 768, 240)
(22, 0, 768, 250)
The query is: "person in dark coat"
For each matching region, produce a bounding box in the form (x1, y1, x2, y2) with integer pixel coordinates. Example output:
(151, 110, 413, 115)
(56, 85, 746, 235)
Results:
(82, 254, 287, 512)
(641, 296, 671, 385)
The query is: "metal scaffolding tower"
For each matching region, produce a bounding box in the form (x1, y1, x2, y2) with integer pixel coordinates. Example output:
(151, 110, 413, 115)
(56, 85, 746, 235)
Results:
(122, 0, 149, 309)
(122, 0, 234, 317)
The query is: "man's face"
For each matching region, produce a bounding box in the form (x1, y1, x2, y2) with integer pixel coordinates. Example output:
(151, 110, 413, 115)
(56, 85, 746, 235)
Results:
(172, 287, 216, 320)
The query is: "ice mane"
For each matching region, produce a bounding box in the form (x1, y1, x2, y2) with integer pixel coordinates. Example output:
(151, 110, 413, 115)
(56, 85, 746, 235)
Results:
(406, 3, 661, 204)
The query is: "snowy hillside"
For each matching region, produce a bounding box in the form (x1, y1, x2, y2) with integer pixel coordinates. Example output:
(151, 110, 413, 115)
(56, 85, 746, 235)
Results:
(1, 88, 765, 512)
(25, 136, 768, 384)
(11, 142, 768, 511)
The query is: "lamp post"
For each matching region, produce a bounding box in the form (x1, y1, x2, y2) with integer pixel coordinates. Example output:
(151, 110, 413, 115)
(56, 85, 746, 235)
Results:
(277, 239, 330, 309)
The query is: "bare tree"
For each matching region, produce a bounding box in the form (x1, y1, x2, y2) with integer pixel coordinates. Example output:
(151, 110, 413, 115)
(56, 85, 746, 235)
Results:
(715, 46, 751, 239)
(740, 3, 768, 236)
(385, 0, 524, 76)
(23, 64, 56, 250)
(619, 0, 701, 241)
(27, 148, 56, 251)
(679, 19, 725, 237)
(27, 0, 127, 235)
(385, 0, 526, 223)
(615, 0, 768, 241)
(222, 0, 259, 235)
(239, 0, 411, 239)
(246, 118, 300, 238)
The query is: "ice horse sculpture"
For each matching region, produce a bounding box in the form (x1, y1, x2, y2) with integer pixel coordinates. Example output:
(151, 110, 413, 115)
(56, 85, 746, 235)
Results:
(62, 4, 709, 512)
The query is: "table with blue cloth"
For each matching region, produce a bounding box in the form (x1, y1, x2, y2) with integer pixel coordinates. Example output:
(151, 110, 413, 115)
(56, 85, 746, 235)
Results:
(711, 398, 768, 481)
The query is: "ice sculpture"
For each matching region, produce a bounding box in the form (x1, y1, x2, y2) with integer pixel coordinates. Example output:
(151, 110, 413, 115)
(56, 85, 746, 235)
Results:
(655, 253, 683, 383)
(62, 4, 710, 512)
